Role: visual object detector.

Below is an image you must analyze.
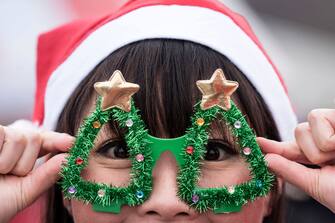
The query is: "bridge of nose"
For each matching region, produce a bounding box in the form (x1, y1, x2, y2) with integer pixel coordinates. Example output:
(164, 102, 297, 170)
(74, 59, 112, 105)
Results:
(146, 134, 187, 169)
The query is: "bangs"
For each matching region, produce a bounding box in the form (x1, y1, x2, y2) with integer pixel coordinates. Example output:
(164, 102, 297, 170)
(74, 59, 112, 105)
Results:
(60, 39, 277, 151)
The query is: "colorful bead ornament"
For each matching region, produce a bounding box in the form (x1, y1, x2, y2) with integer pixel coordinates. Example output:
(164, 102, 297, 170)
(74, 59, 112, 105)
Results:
(98, 189, 106, 198)
(92, 121, 101, 129)
(136, 191, 144, 199)
(242, 147, 251, 156)
(186, 146, 194, 155)
(192, 194, 200, 203)
(196, 118, 205, 126)
(234, 120, 241, 129)
(125, 119, 133, 127)
(75, 157, 84, 165)
(227, 186, 235, 194)
(256, 180, 263, 188)
(135, 154, 144, 162)
(68, 186, 76, 194)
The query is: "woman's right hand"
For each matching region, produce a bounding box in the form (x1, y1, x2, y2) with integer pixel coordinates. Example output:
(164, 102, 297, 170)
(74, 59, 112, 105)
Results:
(0, 125, 74, 222)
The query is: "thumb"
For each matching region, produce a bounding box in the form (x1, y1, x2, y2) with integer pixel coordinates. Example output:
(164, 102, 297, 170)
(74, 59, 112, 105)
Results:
(265, 153, 319, 199)
(19, 153, 67, 208)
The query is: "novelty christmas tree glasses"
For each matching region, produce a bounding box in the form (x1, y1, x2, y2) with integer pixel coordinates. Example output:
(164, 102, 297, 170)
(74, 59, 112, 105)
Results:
(60, 69, 274, 214)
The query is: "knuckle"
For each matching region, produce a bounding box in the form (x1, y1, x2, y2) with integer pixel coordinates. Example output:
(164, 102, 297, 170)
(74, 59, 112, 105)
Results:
(12, 166, 30, 177)
(11, 132, 27, 148)
(306, 170, 319, 198)
(294, 123, 306, 138)
(308, 152, 324, 164)
(0, 159, 12, 174)
(307, 109, 322, 122)
(320, 138, 335, 152)
(28, 132, 42, 146)
(0, 126, 4, 145)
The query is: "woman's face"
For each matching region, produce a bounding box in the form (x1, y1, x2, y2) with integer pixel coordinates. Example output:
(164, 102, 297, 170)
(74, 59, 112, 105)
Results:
(65, 105, 272, 223)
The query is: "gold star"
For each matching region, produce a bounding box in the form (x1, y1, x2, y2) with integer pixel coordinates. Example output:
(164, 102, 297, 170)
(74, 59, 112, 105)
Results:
(196, 68, 238, 110)
(94, 70, 140, 112)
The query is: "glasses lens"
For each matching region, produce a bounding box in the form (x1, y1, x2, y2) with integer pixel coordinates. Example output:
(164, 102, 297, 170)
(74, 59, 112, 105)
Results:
(196, 120, 252, 189)
(81, 134, 132, 187)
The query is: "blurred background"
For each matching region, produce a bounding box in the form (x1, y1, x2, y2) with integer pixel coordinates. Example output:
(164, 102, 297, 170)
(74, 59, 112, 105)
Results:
(0, 0, 334, 222)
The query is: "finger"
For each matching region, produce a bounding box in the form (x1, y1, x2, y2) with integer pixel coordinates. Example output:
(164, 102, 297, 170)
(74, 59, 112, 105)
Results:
(0, 127, 26, 174)
(20, 153, 67, 207)
(257, 137, 310, 164)
(0, 125, 5, 153)
(295, 123, 335, 164)
(39, 131, 74, 156)
(265, 154, 320, 202)
(308, 109, 335, 152)
(11, 132, 41, 176)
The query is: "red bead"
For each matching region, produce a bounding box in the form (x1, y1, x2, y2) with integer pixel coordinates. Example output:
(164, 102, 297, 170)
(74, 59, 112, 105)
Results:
(186, 146, 194, 155)
(75, 157, 84, 165)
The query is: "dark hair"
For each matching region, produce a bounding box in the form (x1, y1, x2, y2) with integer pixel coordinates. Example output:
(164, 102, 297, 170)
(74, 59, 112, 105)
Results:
(48, 39, 283, 223)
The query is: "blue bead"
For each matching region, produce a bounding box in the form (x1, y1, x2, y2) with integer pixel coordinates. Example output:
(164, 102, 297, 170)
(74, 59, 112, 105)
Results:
(256, 180, 263, 188)
(136, 190, 144, 199)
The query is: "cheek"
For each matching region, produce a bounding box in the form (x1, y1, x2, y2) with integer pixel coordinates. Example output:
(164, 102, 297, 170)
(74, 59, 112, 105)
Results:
(71, 200, 114, 223)
(205, 197, 270, 223)
(80, 157, 131, 186)
(199, 156, 251, 187)
(71, 158, 132, 222)
(198, 157, 270, 222)
(70, 196, 270, 223)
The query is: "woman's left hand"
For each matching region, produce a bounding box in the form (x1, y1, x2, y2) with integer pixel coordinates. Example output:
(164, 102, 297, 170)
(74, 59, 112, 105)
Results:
(258, 109, 335, 213)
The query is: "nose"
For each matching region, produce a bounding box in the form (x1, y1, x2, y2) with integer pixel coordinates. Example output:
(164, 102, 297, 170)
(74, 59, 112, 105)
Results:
(137, 151, 198, 220)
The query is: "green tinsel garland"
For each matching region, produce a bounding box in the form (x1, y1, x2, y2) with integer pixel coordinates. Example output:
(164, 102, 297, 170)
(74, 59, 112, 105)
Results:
(61, 98, 153, 207)
(177, 101, 274, 212)
(60, 97, 273, 213)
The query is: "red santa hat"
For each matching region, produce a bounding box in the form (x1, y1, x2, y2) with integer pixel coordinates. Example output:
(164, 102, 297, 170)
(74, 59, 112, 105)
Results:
(33, 0, 297, 141)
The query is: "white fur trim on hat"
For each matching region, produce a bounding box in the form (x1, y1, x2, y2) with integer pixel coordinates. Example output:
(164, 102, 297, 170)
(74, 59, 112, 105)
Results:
(43, 5, 297, 141)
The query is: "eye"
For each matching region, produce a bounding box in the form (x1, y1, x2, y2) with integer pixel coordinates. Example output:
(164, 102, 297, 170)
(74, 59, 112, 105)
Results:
(204, 139, 236, 161)
(96, 140, 129, 159)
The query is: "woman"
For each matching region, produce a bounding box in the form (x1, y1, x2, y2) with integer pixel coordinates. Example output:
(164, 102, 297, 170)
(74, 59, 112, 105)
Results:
(1, 0, 333, 222)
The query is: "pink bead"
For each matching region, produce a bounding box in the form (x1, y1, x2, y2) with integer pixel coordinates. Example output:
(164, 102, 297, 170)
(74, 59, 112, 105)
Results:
(192, 194, 199, 203)
(243, 147, 251, 155)
(136, 154, 144, 162)
(228, 186, 235, 194)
